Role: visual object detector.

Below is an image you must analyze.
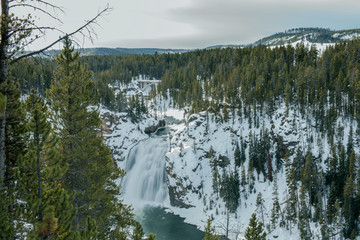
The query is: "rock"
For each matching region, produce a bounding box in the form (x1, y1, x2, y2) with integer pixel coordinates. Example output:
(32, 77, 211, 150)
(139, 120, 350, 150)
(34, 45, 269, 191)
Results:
(188, 114, 199, 123)
(218, 155, 230, 168)
(167, 185, 194, 209)
(97, 119, 112, 137)
(159, 119, 166, 127)
(195, 120, 203, 126)
(144, 120, 167, 134)
(144, 124, 158, 134)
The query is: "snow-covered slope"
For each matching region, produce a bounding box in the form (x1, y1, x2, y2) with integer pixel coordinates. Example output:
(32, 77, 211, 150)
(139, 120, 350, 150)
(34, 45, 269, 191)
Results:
(208, 28, 360, 51)
(100, 93, 359, 240)
(254, 28, 360, 47)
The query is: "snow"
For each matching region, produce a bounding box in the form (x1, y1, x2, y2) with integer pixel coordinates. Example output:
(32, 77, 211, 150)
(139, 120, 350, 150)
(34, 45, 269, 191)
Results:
(270, 39, 334, 54)
(333, 32, 360, 40)
(164, 108, 185, 120)
(101, 81, 359, 240)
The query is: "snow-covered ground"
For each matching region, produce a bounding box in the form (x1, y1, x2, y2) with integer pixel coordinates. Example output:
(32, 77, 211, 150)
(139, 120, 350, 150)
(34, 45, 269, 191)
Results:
(101, 80, 359, 240)
(270, 39, 334, 53)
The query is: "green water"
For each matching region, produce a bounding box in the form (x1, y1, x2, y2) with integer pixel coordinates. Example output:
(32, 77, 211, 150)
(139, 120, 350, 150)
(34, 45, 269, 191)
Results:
(137, 206, 205, 240)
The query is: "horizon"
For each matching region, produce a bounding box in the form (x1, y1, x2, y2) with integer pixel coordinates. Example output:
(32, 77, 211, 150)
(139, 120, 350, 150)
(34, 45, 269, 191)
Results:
(42, 26, 360, 51)
(13, 0, 360, 50)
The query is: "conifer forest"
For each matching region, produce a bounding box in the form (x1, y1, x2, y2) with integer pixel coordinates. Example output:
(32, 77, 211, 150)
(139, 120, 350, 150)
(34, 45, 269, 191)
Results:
(2, 1, 360, 239)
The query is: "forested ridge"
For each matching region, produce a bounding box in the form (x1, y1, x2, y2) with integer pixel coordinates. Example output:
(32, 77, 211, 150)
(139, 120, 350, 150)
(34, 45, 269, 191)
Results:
(6, 38, 360, 239)
(14, 40, 360, 125)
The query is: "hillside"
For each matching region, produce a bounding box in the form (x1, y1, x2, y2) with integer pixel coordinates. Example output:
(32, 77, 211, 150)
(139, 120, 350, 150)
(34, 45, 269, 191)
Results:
(253, 28, 360, 46)
(42, 47, 190, 57)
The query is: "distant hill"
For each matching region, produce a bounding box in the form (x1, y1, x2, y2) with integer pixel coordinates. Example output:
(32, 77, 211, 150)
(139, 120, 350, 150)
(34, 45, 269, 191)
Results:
(44, 47, 190, 57)
(39, 28, 360, 56)
(253, 27, 360, 46)
(204, 28, 360, 49)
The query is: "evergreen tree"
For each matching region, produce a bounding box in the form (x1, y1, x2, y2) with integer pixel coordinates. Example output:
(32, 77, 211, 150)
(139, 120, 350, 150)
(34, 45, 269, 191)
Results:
(284, 154, 298, 232)
(3, 80, 28, 236)
(132, 221, 145, 240)
(234, 142, 241, 167)
(298, 186, 312, 240)
(16, 88, 78, 239)
(47, 38, 133, 237)
(271, 174, 281, 229)
(267, 153, 273, 182)
(331, 199, 344, 239)
(244, 213, 267, 240)
(147, 233, 156, 240)
(255, 192, 266, 223)
(220, 170, 240, 213)
(203, 218, 221, 240)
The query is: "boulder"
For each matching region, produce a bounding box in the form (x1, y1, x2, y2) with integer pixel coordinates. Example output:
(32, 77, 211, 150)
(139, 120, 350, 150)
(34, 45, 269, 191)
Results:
(144, 120, 167, 134)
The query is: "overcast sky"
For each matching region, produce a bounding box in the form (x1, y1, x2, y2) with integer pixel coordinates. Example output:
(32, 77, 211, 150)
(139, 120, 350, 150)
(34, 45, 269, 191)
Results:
(14, 0, 360, 50)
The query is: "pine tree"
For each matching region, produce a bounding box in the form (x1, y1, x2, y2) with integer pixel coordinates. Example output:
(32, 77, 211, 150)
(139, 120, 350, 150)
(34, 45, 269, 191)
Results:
(3, 80, 28, 236)
(284, 154, 298, 232)
(0, 188, 13, 239)
(132, 221, 145, 240)
(147, 233, 156, 240)
(298, 186, 312, 240)
(343, 174, 356, 237)
(267, 153, 273, 182)
(234, 142, 241, 167)
(220, 170, 240, 213)
(255, 192, 266, 223)
(270, 174, 281, 229)
(47, 38, 133, 237)
(331, 200, 344, 240)
(203, 218, 221, 240)
(244, 213, 267, 240)
(16, 88, 78, 239)
(240, 163, 247, 191)
(247, 157, 255, 193)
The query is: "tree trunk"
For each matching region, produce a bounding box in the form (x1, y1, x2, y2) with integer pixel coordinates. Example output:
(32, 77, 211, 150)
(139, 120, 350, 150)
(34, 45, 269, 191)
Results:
(35, 116, 43, 222)
(226, 210, 229, 239)
(0, 0, 9, 187)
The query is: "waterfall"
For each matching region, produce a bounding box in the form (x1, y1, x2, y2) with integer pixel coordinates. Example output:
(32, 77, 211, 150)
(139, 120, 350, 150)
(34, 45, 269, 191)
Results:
(122, 136, 169, 205)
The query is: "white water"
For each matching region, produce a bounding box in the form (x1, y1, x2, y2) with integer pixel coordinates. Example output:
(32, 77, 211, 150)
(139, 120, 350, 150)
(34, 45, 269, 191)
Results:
(122, 136, 169, 206)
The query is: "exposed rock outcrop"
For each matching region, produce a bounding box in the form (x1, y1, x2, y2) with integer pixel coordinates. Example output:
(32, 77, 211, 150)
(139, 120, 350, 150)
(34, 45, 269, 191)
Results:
(144, 119, 166, 134)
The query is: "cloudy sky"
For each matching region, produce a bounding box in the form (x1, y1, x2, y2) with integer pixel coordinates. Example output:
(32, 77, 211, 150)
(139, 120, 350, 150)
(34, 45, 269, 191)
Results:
(14, 0, 360, 49)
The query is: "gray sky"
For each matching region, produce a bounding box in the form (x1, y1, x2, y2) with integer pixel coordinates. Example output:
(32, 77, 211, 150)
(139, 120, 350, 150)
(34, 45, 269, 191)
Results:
(14, 0, 360, 50)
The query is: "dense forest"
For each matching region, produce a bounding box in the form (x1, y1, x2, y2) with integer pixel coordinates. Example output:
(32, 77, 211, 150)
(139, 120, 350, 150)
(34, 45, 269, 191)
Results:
(1, 39, 156, 239)
(14, 40, 360, 127)
(5, 37, 360, 239)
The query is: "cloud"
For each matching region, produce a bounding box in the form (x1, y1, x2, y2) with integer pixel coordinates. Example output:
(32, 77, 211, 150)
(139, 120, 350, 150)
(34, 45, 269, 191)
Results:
(24, 0, 360, 49)
(159, 0, 360, 47)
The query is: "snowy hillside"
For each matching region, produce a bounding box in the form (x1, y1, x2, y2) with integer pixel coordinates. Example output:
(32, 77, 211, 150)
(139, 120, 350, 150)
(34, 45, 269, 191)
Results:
(163, 102, 357, 240)
(207, 28, 360, 51)
(253, 28, 360, 47)
(100, 88, 359, 240)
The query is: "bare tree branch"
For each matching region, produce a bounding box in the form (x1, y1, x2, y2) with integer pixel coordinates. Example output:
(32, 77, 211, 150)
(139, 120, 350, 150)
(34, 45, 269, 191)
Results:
(10, 0, 65, 13)
(8, 26, 56, 38)
(33, 0, 65, 13)
(9, 3, 63, 23)
(10, 4, 111, 65)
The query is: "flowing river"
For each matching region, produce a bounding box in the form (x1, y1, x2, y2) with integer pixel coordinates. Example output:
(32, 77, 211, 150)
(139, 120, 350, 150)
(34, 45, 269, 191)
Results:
(121, 132, 205, 240)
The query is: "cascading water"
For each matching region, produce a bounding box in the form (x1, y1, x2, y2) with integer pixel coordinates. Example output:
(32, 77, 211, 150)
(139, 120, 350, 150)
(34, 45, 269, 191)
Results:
(122, 136, 169, 206)
(121, 129, 204, 240)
